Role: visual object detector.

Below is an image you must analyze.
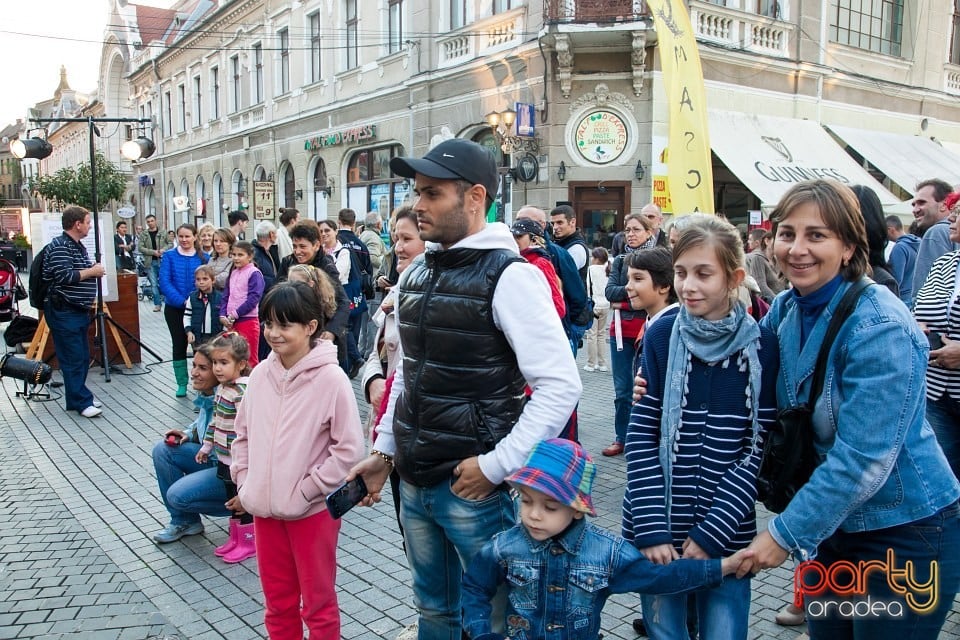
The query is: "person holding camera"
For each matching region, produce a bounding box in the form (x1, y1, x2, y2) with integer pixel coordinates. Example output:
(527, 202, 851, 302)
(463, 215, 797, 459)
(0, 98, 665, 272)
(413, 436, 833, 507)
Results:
(43, 205, 106, 418)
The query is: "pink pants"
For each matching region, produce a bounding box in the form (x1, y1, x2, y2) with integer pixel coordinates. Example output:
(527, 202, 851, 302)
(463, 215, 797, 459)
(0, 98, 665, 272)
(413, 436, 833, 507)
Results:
(255, 511, 341, 639)
(234, 317, 260, 367)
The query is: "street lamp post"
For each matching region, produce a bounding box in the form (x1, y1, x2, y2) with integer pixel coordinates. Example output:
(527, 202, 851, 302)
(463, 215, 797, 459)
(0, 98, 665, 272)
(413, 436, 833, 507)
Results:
(11, 116, 155, 382)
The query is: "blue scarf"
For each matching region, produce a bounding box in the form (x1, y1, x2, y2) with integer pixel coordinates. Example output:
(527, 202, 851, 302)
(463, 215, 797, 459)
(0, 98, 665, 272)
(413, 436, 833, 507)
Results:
(659, 303, 763, 513)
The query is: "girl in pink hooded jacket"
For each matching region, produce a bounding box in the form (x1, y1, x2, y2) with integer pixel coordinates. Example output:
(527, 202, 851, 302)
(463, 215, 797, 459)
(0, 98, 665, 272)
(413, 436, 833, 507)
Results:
(230, 281, 364, 640)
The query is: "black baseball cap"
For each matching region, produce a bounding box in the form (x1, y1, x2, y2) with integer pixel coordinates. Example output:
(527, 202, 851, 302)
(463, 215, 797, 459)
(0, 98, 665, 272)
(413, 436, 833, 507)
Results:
(390, 139, 499, 205)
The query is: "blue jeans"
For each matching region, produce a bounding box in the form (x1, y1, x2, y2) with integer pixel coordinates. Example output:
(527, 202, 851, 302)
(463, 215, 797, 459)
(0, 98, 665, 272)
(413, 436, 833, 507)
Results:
(149, 261, 161, 306)
(641, 573, 751, 640)
(926, 394, 960, 481)
(610, 336, 638, 444)
(399, 479, 516, 640)
(152, 440, 230, 526)
(44, 300, 94, 412)
(803, 501, 960, 640)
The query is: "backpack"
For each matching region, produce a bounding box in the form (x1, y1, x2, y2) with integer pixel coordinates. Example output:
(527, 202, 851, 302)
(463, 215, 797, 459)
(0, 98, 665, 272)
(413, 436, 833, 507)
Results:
(335, 246, 369, 318)
(546, 242, 593, 339)
(28, 245, 51, 310)
(338, 231, 375, 299)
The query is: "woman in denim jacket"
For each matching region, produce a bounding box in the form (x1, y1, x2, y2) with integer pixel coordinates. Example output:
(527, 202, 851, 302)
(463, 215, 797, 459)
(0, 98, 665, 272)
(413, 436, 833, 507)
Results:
(743, 180, 960, 639)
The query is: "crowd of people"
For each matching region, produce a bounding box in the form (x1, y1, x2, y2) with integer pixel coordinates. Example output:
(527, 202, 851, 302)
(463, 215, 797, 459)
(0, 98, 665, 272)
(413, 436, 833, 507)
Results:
(38, 138, 960, 640)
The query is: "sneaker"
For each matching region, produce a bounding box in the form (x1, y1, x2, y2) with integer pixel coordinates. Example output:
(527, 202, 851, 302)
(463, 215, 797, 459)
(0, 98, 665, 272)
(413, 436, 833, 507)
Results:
(597, 365, 608, 372)
(80, 406, 103, 418)
(583, 364, 596, 372)
(92, 398, 102, 408)
(153, 522, 204, 544)
(395, 623, 418, 640)
(632, 618, 647, 636)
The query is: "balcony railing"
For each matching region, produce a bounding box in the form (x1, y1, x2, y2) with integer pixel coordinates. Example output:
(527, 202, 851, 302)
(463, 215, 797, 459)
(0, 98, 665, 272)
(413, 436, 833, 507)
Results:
(544, 0, 648, 24)
(689, 1, 792, 58)
(945, 63, 960, 96)
(437, 8, 525, 68)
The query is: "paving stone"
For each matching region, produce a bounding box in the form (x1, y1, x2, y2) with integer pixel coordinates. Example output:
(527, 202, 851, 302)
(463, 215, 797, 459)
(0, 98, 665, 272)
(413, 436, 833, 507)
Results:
(1, 306, 958, 640)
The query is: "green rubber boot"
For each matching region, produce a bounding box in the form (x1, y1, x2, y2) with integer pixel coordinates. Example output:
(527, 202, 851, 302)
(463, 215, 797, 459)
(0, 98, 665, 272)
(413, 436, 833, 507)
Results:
(173, 359, 189, 397)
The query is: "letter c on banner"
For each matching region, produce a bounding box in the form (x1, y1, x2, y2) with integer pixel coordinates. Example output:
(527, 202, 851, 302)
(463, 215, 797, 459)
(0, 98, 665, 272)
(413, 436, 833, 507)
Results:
(686, 170, 702, 189)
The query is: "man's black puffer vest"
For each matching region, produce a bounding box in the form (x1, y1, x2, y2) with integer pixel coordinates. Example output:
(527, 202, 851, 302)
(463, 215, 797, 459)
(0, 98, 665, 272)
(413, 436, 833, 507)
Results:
(393, 247, 526, 487)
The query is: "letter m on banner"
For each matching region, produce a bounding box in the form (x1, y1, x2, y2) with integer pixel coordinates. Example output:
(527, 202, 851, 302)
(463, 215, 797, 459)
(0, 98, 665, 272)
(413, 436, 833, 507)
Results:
(647, 0, 715, 215)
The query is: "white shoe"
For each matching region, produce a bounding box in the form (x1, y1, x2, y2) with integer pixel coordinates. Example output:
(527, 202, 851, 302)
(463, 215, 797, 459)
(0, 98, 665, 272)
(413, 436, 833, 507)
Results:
(597, 365, 608, 372)
(80, 406, 103, 418)
(92, 398, 102, 408)
(395, 623, 418, 640)
(583, 364, 596, 372)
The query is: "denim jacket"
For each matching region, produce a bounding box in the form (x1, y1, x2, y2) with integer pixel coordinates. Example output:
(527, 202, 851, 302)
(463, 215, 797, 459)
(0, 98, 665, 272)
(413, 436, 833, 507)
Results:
(762, 280, 960, 560)
(462, 518, 721, 640)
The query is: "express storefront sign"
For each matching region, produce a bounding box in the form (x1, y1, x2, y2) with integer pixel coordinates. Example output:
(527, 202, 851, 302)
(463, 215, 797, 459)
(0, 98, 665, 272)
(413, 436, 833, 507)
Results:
(305, 125, 378, 151)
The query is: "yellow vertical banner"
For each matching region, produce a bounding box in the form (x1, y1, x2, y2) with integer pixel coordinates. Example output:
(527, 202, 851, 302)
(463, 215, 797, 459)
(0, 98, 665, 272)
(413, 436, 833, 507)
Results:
(647, 0, 714, 215)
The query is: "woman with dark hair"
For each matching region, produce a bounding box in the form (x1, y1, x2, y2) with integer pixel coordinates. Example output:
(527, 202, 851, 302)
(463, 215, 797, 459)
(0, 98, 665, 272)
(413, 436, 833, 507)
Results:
(160, 224, 206, 396)
(742, 180, 960, 639)
(851, 184, 899, 297)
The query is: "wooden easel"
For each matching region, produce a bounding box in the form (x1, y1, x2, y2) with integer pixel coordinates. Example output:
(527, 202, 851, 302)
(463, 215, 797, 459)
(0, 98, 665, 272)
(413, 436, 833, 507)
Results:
(26, 303, 133, 369)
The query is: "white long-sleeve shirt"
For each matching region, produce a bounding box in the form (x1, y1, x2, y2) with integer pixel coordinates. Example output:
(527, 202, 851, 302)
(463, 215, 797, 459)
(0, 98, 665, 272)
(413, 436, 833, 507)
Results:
(374, 223, 581, 485)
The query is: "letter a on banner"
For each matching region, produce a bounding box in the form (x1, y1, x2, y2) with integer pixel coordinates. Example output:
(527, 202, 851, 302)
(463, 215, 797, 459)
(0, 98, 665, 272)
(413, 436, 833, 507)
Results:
(647, 0, 715, 215)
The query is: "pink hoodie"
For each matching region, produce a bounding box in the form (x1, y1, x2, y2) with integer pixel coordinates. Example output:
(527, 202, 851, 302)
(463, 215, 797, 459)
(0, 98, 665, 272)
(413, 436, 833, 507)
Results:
(230, 340, 364, 520)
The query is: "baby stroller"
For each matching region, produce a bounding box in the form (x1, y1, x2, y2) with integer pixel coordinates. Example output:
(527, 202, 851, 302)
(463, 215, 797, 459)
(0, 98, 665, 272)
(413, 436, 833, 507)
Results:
(0, 257, 25, 323)
(135, 254, 152, 301)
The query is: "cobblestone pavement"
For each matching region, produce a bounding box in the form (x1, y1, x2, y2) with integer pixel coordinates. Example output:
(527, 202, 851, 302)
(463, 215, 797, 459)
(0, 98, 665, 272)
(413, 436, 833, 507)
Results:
(0, 300, 957, 639)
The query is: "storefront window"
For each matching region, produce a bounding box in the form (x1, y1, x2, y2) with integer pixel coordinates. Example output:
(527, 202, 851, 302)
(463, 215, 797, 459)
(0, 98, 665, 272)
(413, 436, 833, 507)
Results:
(346, 144, 404, 218)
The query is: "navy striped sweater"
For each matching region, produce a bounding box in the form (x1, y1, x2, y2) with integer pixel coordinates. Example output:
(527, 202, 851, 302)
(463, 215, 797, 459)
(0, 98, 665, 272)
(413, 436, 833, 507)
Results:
(621, 309, 779, 558)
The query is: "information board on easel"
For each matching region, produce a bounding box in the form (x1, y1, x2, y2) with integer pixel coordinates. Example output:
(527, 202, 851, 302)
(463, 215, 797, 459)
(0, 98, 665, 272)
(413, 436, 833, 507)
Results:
(29, 211, 118, 303)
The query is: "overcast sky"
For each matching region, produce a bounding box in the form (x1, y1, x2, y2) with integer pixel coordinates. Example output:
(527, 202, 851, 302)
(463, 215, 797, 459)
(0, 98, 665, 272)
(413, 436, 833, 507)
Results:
(0, 0, 172, 130)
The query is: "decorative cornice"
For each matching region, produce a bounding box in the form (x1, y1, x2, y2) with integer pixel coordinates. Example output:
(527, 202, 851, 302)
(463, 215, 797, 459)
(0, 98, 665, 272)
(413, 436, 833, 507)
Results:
(569, 83, 635, 114)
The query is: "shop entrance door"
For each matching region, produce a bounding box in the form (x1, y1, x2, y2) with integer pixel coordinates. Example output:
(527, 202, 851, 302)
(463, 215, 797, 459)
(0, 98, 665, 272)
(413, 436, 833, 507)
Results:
(567, 181, 630, 251)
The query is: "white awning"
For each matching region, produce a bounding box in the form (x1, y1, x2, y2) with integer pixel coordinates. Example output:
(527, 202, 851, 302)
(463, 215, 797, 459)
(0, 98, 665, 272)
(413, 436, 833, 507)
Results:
(825, 125, 960, 195)
(708, 111, 899, 208)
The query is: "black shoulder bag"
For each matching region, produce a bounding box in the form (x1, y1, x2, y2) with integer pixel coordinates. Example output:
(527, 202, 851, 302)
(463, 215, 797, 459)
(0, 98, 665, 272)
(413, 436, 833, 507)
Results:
(757, 279, 871, 513)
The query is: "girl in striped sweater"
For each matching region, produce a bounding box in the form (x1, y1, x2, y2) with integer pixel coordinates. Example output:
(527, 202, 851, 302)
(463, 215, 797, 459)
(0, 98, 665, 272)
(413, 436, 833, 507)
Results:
(622, 216, 778, 639)
(195, 332, 254, 563)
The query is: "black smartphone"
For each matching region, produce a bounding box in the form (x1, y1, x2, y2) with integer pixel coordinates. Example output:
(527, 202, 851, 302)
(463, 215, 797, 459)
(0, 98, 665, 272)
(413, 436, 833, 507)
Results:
(325, 477, 368, 519)
(928, 331, 944, 352)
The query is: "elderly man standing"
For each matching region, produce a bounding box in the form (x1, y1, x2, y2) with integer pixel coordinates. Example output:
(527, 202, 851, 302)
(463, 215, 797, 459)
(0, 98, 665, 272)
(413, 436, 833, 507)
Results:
(349, 139, 580, 640)
(252, 221, 279, 290)
(44, 205, 106, 418)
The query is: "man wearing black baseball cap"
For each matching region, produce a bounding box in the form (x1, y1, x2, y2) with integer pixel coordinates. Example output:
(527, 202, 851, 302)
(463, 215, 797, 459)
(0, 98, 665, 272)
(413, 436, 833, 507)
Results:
(349, 138, 580, 639)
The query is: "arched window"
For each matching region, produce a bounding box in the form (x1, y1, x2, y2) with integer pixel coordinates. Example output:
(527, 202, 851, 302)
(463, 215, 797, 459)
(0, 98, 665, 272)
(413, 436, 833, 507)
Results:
(212, 173, 223, 226)
(310, 157, 328, 221)
(231, 170, 245, 211)
(196, 175, 206, 220)
(283, 163, 295, 208)
(166, 181, 176, 223)
(346, 143, 405, 221)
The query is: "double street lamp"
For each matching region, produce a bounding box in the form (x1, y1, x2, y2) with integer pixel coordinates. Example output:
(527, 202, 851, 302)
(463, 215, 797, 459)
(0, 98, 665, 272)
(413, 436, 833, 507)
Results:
(10, 117, 156, 382)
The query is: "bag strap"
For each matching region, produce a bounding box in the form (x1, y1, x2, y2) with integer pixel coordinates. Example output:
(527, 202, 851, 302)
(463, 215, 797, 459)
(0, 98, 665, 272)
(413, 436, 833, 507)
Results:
(808, 278, 872, 407)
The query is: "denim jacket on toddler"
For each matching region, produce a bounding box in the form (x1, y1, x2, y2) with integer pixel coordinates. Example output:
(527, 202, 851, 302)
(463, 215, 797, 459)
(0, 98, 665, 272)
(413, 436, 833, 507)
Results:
(462, 517, 722, 640)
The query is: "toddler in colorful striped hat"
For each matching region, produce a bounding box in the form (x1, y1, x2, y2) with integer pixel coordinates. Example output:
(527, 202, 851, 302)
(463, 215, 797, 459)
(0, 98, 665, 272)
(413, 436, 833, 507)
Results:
(461, 438, 753, 640)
